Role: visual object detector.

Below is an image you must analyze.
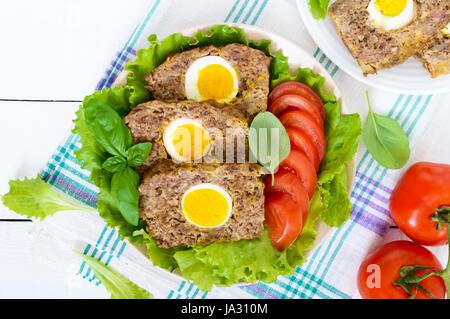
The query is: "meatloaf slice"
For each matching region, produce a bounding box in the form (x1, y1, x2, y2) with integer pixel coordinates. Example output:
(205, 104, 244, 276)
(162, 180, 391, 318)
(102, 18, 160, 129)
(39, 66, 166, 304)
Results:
(328, 0, 449, 76)
(144, 43, 271, 117)
(139, 160, 265, 248)
(123, 100, 249, 172)
(415, 29, 450, 78)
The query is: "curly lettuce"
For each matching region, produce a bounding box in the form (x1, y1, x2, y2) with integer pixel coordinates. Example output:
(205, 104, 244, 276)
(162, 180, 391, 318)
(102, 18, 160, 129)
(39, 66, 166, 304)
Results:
(70, 25, 361, 291)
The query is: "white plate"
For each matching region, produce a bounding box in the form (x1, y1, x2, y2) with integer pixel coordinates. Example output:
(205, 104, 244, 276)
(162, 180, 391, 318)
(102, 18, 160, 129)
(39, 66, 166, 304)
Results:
(113, 23, 356, 285)
(296, 0, 450, 95)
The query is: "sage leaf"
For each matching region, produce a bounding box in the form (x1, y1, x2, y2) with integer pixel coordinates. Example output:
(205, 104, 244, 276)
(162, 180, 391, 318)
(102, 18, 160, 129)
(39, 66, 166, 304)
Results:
(111, 167, 140, 226)
(363, 91, 410, 169)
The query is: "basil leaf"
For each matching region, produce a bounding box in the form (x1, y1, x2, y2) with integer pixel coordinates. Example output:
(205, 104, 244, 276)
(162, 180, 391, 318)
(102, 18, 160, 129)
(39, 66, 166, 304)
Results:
(249, 112, 291, 180)
(363, 91, 410, 169)
(126, 143, 152, 167)
(84, 99, 132, 157)
(111, 167, 140, 226)
(73, 250, 153, 299)
(102, 155, 127, 173)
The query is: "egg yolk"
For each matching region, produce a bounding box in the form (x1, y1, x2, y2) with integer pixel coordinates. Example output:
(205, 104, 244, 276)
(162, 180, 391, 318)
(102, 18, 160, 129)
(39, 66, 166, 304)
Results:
(182, 188, 230, 227)
(172, 124, 210, 160)
(374, 0, 407, 16)
(197, 64, 235, 101)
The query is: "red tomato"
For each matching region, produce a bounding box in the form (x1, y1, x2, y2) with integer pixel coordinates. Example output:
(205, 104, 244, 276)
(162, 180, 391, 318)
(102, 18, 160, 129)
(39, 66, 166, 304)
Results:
(285, 127, 320, 172)
(357, 241, 445, 299)
(279, 110, 326, 161)
(268, 81, 325, 121)
(265, 193, 304, 251)
(390, 162, 450, 246)
(279, 148, 317, 198)
(269, 94, 323, 127)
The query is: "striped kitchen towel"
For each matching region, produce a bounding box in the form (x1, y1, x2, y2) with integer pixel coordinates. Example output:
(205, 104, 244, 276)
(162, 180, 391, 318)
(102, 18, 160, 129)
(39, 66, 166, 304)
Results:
(33, 0, 449, 299)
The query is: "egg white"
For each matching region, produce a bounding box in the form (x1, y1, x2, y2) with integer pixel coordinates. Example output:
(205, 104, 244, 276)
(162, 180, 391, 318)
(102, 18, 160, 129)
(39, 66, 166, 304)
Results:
(367, 0, 415, 31)
(185, 56, 239, 104)
(181, 183, 233, 228)
(163, 118, 211, 162)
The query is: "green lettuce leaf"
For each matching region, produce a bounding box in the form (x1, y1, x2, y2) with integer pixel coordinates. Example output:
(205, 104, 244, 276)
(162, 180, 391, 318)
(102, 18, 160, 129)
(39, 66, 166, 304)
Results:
(1, 175, 95, 219)
(309, 0, 331, 20)
(73, 250, 153, 299)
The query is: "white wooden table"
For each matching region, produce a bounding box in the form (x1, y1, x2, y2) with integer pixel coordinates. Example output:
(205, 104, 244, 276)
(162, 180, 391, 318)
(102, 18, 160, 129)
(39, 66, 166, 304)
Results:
(0, 0, 153, 298)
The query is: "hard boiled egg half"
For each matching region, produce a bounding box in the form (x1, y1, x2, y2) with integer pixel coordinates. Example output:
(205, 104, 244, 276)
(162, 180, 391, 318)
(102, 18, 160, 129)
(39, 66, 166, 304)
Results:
(185, 56, 239, 104)
(181, 183, 232, 228)
(163, 118, 211, 162)
(368, 0, 415, 31)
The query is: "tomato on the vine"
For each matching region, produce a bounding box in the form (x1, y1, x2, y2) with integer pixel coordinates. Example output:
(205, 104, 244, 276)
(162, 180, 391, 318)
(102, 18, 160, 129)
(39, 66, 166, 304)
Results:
(268, 81, 325, 121)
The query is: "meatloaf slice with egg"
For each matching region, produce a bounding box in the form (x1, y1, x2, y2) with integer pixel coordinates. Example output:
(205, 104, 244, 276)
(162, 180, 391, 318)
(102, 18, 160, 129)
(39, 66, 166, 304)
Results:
(139, 160, 265, 248)
(415, 29, 450, 78)
(123, 100, 248, 173)
(328, 0, 449, 76)
(144, 43, 271, 117)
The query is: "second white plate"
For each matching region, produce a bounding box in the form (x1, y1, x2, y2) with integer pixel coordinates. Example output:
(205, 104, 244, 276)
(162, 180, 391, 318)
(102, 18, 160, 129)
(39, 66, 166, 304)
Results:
(296, 0, 450, 95)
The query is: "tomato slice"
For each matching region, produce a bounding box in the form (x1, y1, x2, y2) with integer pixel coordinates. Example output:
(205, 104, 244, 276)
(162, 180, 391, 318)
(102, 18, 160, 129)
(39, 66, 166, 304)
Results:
(279, 110, 326, 161)
(265, 193, 304, 251)
(269, 94, 323, 127)
(264, 169, 310, 224)
(279, 148, 317, 198)
(285, 127, 320, 172)
(268, 81, 325, 120)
